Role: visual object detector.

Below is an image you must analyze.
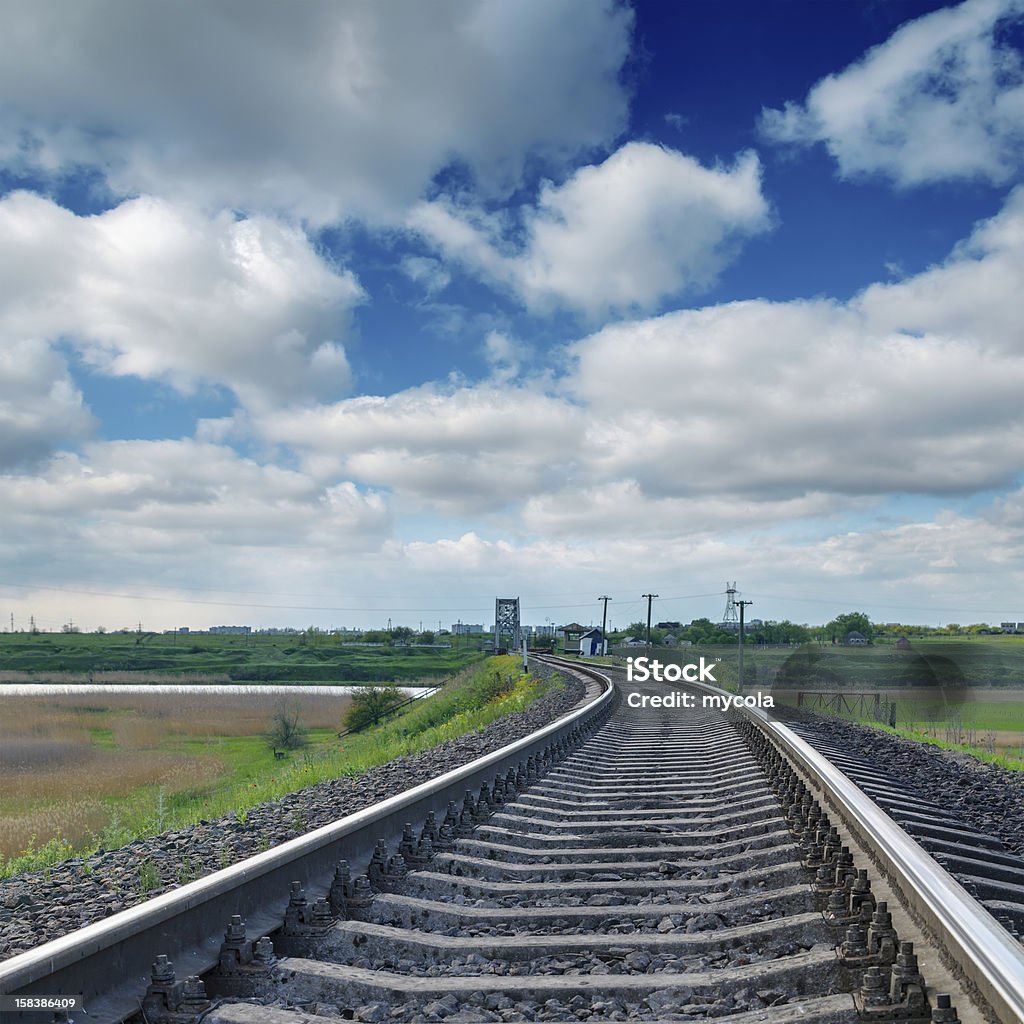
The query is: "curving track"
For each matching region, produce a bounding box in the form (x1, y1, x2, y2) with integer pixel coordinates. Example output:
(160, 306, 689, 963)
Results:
(2, 657, 1023, 1023)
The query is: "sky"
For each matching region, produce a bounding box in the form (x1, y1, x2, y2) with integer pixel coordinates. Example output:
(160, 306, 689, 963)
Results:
(2, 0, 1024, 634)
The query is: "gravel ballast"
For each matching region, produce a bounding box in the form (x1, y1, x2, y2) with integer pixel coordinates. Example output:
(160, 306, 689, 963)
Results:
(0, 672, 585, 960)
(773, 706, 1024, 862)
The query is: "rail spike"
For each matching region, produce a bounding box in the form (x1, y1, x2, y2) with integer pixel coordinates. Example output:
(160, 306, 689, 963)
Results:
(347, 874, 375, 920)
(218, 914, 252, 972)
(329, 860, 351, 918)
(420, 810, 439, 847)
(142, 954, 212, 1023)
(931, 994, 960, 1023)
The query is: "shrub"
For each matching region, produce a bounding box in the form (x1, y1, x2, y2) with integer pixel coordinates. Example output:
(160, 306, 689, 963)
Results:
(343, 684, 405, 732)
(265, 700, 309, 751)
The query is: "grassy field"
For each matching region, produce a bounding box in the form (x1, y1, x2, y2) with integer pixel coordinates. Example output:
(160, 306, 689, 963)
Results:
(612, 637, 1024, 690)
(0, 690, 350, 867)
(0, 656, 553, 877)
(603, 638, 1024, 769)
(0, 630, 486, 683)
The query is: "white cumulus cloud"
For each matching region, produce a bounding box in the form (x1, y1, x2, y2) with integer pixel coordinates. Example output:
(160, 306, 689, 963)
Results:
(257, 188, 1024, 531)
(760, 0, 1024, 186)
(0, 192, 363, 408)
(0, 0, 633, 224)
(0, 340, 94, 468)
(0, 439, 392, 599)
(409, 143, 771, 316)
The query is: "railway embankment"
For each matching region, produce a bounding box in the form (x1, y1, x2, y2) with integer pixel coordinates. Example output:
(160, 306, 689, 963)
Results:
(0, 672, 584, 960)
(776, 708, 1024, 860)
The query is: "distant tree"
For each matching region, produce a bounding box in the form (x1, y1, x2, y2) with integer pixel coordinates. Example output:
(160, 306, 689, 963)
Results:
(419, 630, 435, 645)
(681, 618, 734, 644)
(750, 620, 811, 645)
(362, 629, 389, 644)
(343, 684, 405, 732)
(825, 611, 874, 644)
(266, 700, 309, 751)
(390, 626, 414, 641)
(94, 625, 107, 634)
(620, 621, 665, 644)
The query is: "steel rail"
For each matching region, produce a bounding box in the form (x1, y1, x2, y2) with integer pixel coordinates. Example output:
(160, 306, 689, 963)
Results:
(749, 699, 1024, 1024)
(0, 662, 612, 1024)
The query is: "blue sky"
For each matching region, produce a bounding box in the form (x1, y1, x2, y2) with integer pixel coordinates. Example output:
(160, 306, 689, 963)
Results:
(1, 0, 1024, 632)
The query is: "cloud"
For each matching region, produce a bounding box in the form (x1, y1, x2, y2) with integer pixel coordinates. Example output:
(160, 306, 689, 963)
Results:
(775, 494, 1024, 602)
(0, 440, 391, 595)
(400, 256, 451, 297)
(760, 0, 1024, 186)
(395, 486, 1024, 613)
(0, 191, 362, 408)
(858, 184, 1024, 351)
(260, 188, 1024, 528)
(0, 340, 94, 468)
(568, 297, 1024, 501)
(257, 383, 585, 513)
(409, 143, 771, 315)
(482, 331, 530, 381)
(0, 0, 633, 224)
(520, 481, 860, 539)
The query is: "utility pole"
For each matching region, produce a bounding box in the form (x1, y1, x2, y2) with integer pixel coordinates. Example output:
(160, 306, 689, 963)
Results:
(737, 600, 753, 692)
(598, 596, 611, 656)
(642, 594, 658, 650)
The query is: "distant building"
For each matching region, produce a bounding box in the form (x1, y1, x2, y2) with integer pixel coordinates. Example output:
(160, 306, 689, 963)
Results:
(451, 623, 484, 635)
(559, 623, 588, 654)
(209, 625, 251, 635)
(579, 628, 605, 656)
(844, 630, 868, 645)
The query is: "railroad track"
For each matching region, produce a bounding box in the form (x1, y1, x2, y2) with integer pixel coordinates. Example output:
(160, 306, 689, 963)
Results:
(1, 657, 1023, 1023)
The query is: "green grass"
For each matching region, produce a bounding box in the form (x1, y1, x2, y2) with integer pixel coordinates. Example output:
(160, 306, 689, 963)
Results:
(859, 722, 1024, 772)
(87, 726, 117, 748)
(770, 686, 1024, 771)
(0, 629, 487, 683)
(0, 656, 555, 878)
(610, 638, 1024, 690)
